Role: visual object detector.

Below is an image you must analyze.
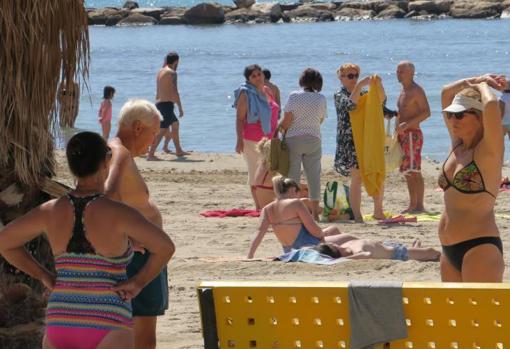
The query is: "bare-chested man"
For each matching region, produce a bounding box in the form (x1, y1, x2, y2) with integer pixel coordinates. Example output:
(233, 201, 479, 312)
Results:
(314, 236, 440, 261)
(106, 99, 173, 349)
(396, 61, 431, 213)
(148, 51, 189, 160)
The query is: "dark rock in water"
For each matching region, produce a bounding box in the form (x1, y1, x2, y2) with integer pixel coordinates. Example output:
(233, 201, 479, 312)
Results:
(408, 0, 452, 15)
(159, 16, 186, 25)
(225, 8, 266, 23)
(88, 8, 129, 25)
(335, 7, 375, 20)
(375, 5, 406, 18)
(450, 1, 504, 19)
(162, 7, 188, 18)
(233, 0, 255, 9)
(123, 1, 139, 10)
(131, 7, 165, 20)
(184, 3, 225, 24)
(105, 13, 126, 26)
(280, 3, 300, 11)
(226, 3, 282, 23)
(304, 2, 338, 11)
(286, 4, 335, 21)
(340, 0, 408, 13)
(117, 13, 157, 25)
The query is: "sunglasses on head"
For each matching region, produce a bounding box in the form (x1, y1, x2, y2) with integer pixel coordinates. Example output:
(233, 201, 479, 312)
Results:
(447, 110, 479, 120)
(342, 73, 359, 80)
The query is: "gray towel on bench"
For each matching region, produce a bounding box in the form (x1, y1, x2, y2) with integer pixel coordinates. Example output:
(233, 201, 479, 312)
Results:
(348, 280, 407, 349)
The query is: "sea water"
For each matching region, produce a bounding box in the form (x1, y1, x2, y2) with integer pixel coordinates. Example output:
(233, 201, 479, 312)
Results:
(73, 19, 510, 159)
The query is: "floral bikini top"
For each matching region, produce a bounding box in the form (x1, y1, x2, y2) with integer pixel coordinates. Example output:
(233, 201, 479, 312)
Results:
(438, 144, 496, 199)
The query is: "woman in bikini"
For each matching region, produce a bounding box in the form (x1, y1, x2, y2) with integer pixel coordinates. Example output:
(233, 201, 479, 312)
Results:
(253, 138, 276, 208)
(247, 176, 343, 258)
(0, 132, 175, 349)
(439, 74, 507, 282)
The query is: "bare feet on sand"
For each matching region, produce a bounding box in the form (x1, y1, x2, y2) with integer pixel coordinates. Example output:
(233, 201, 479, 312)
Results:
(146, 155, 163, 161)
(162, 148, 174, 154)
(372, 213, 386, 220)
(401, 207, 426, 214)
(175, 150, 192, 157)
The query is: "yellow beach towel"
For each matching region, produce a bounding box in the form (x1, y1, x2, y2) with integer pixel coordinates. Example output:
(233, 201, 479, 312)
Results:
(349, 81, 385, 197)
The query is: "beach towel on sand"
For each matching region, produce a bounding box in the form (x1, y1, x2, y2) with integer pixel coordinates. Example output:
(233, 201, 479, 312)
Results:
(275, 248, 346, 265)
(200, 209, 260, 218)
(349, 81, 385, 197)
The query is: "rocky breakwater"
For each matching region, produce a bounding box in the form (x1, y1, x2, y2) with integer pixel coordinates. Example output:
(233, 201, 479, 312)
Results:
(87, 0, 510, 25)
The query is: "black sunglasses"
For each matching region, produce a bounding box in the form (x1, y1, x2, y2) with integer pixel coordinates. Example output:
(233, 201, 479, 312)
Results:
(446, 110, 479, 120)
(342, 73, 359, 80)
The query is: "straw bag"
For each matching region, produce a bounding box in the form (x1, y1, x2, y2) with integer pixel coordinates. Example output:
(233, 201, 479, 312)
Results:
(384, 119, 403, 172)
(270, 130, 289, 176)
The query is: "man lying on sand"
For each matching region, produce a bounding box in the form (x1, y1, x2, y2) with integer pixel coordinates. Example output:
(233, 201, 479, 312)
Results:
(313, 235, 440, 261)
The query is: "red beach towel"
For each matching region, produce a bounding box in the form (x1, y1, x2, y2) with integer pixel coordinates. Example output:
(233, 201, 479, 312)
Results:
(200, 209, 261, 218)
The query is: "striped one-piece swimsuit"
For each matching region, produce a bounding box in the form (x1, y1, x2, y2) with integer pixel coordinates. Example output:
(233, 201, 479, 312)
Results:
(46, 194, 134, 343)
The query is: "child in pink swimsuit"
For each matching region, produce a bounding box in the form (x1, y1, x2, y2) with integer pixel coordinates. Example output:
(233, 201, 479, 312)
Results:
(98, 85, 115, 140)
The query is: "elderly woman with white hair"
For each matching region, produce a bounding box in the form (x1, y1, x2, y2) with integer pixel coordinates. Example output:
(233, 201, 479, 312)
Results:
(438, 74, 507, 283)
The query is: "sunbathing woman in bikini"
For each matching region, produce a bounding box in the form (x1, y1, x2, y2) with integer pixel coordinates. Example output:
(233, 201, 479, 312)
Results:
(439, 74, 507, 282)
(0, 132, 175, 349)
(247, 176, 343, 258)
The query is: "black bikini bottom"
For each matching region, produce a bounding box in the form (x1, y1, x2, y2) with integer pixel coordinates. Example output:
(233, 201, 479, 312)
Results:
(442, 236, 503, 272)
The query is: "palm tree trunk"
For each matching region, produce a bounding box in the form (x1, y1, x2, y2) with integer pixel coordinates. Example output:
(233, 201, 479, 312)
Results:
(0, 1, 89, 347)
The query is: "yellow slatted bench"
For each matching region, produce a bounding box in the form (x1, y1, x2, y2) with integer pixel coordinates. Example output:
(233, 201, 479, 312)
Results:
(197, 281, 510, 349)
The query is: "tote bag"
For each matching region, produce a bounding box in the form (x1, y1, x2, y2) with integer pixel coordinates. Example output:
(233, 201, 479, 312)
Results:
(384, 119, 403, 172)
(322, 181, 353, 221)
(269, 131, 289, 176)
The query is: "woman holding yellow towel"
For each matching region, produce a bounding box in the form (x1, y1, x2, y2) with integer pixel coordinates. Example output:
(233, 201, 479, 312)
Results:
(333, 63, 387, 223)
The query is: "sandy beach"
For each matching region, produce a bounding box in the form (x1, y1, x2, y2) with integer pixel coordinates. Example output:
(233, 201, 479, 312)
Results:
(53, 150, 510, 349)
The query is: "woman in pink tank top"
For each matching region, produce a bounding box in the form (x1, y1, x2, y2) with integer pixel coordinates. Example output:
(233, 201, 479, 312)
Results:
(235, 65, 279, 209)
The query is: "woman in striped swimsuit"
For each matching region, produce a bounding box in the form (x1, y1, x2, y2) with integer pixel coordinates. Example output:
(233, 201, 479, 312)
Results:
(0, 131, 175, 349)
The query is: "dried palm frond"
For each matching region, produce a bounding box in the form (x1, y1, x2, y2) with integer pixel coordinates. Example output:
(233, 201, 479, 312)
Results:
(0, 0, 89, 187)
(41, 177, 71, 198)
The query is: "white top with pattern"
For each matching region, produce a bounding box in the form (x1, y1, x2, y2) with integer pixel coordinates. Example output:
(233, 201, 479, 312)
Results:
(284, 90, 327, 139)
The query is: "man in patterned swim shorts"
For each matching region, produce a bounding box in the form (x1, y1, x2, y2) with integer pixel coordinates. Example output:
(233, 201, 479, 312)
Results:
(396, 61, 431, 213)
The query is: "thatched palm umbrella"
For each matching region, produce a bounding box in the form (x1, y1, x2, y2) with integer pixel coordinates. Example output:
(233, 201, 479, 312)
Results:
(0, 1, 89, 347)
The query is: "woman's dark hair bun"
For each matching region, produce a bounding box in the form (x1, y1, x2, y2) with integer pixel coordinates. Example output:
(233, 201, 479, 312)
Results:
(66, 132, 109, 178)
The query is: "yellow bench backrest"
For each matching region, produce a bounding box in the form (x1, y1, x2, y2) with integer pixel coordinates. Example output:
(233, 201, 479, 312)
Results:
(197, 281, 510, 349)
